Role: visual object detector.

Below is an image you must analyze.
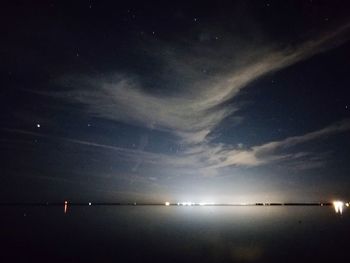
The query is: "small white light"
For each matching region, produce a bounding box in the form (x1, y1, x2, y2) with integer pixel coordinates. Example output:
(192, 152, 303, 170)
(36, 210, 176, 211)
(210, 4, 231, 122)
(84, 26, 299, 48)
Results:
(346, 203, 349, 207)
(36, 124, 40, 128)
(165, 202, 170, 206)
(88, 202, 92, 206)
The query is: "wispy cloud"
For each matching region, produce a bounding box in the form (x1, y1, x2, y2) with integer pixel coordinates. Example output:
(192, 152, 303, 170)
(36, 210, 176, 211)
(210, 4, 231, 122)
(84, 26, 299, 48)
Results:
(51, 23, 350, 173)
(1, 128, 163, 165)
(203, 119, 350, 169)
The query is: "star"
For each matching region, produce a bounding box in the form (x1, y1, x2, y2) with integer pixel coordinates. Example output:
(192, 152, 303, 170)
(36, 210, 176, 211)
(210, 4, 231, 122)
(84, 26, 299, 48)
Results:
(36, 123, 40, 128)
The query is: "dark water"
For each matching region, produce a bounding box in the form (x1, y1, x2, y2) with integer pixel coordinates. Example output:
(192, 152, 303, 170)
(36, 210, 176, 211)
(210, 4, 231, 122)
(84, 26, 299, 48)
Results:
(0, 206, 349, 262)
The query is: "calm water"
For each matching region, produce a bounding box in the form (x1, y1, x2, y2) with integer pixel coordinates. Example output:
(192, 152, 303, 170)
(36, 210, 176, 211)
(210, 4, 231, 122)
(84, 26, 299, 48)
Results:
(0, 206, 349, 262)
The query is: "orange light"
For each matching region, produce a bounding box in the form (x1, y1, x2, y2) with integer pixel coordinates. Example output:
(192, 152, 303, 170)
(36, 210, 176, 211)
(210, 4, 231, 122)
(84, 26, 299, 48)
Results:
(64, 200, 68, 214)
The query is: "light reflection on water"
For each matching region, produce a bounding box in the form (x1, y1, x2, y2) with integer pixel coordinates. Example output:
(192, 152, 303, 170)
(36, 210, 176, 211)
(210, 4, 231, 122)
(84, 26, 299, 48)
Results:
(333, 201, 344, 214)
(0, 206, 349, 262)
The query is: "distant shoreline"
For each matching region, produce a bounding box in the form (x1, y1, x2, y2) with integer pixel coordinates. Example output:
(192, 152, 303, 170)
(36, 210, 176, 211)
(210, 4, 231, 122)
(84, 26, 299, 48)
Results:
(0, 202, 334, 206)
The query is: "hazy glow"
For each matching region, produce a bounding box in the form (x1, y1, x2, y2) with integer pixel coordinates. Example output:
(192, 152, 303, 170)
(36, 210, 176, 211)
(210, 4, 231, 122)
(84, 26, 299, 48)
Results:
(165, 202, 170, 206)
(199, 202, 215, 206)
(175, 202, 216, 206)
(181, 202, 194, 206)
(333, 201, 344, 214)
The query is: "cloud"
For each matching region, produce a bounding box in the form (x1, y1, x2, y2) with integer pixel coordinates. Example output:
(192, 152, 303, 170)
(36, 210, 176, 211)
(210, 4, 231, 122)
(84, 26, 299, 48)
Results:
(4, 118, 350, 176)
(49, 23, 350, 173)
(204, 119, 350, 169)
(59, 23, 350, 144)
(1, 128, 163, 165)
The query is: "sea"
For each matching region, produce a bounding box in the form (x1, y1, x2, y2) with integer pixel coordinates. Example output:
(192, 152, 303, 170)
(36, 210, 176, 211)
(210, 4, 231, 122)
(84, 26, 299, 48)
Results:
(0, 205, 349, 262)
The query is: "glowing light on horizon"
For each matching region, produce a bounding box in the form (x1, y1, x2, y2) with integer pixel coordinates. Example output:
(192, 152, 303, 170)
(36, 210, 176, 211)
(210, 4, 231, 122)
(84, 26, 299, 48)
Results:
(174, 202, 216, 206)
(165, 202, 170, 206)
(333, 201, 344, 214)
(199, 202, 215, 206)
(181, 202, 194, 206)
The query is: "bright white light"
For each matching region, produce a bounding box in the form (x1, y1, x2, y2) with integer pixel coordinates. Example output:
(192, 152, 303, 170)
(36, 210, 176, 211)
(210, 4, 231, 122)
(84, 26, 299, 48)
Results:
(88, 202, 92, 206)
(333, 201, 344, 214)
(36, 123, 41, 128)
(165, 202, 170, 206)
(346, 203, 349, 207)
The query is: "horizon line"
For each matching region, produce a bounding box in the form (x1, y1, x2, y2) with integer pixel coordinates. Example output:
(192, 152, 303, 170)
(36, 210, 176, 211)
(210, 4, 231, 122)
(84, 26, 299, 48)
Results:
(0, 201, 346, 207)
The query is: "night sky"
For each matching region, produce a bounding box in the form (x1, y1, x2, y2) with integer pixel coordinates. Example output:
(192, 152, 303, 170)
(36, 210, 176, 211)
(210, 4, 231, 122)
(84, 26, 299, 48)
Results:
(1, 0, 350, 203)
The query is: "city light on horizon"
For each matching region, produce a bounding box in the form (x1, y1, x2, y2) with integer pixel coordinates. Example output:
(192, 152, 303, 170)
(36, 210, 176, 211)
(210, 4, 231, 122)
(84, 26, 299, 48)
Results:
(57, 199, 349, 215)
(156, 200, 350, 214)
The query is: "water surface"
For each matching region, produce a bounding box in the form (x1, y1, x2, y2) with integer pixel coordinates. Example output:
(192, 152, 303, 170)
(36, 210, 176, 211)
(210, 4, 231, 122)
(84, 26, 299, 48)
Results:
(1, 206, 349, 262)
